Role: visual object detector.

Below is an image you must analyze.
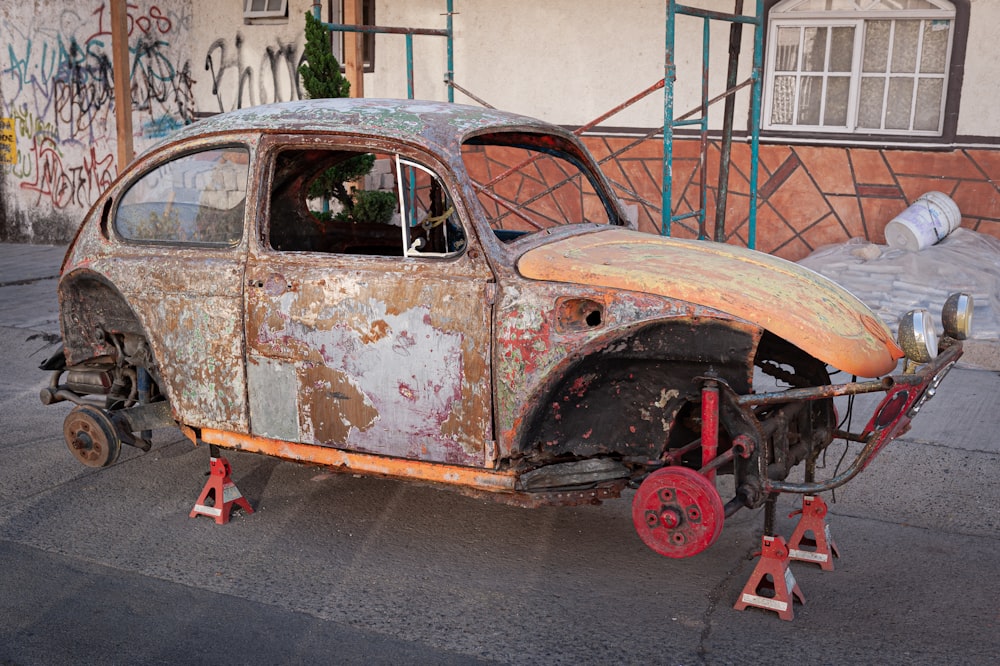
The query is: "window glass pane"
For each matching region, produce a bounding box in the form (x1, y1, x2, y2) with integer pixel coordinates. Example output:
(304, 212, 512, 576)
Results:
(914, 78, 943, 131)
(797, 76, 823, 125)
(873, 0, 940, 9)
(770, 3, 953, 136)
(863, 20, 890, 73)
(824, 76, 851, 126)
(885, 77, 914, 129)
(789, 0, 855, 9)
(774, 27, 800, 72)
(770, 75, 796, 124)
(802, 27, 828, 72)
(857, 78, 885, 128)
(891, 20, 920, 73)
(250, 0, 266, 11)
(920, 20, 950, 73)
(116, 148, 248, 245)
(267, 0, 284, 10)
(829, 27, 855, 72)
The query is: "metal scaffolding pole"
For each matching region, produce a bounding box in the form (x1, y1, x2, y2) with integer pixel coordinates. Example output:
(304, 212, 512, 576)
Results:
(313, 0, 455, 102)
(663, 0, 764, 248)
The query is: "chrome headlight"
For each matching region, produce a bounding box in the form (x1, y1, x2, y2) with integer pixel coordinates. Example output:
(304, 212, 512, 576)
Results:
(942, 292, 974, 340)
(897, 309, 938, 364)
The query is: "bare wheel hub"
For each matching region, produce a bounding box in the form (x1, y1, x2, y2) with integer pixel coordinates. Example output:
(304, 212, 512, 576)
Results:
(63, 405, 122, 468)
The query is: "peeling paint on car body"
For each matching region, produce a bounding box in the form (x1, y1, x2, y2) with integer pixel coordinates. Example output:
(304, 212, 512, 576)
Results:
(518, 228, 904, 378)
(46, 98, 963, 556)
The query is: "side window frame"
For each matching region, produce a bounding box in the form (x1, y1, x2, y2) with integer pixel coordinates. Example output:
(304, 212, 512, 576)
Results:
(113, 144, 250, 248)
(261, 137, 469, 260)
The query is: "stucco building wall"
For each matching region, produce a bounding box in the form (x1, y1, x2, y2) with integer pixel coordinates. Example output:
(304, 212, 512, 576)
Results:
(2, 0, 998, 259)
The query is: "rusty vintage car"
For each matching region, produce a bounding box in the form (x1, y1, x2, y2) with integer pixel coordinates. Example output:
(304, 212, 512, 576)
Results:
(41, 98, 971, 558)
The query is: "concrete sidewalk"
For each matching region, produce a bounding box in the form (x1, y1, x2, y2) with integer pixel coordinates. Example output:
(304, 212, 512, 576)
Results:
(0, 242, 66, 336)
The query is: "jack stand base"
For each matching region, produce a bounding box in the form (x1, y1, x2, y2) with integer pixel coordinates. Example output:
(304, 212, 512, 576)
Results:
(734, 535, 805, 621)
(787, 495, 840, 571)
(189, 456, 254, 524)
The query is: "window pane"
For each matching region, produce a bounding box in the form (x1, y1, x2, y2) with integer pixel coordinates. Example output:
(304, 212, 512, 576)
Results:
(250, 0, 266, 11)
(863, 20, 890, 73)
(871, 0, 940, 9)
(790, 0, 855, 9)
(891, 21, 919, 73)
(117, 148, 248, 245)
(802, 27, 827, 72)
(914, 78, 943, 131)
(774, 27, 800, 72)
(829, 27, 855, 72)
(797, 76, 823, 125)
(858, 78, 885, 129)
(885, 77, 914, 129)
(267, 0, 284, 10)
(824, 76, 850, 126)
(771, 75, 796, 124)
(920, 20, 950, 73)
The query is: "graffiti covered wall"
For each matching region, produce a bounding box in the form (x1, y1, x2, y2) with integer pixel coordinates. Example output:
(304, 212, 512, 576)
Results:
(0, 0, 322, 243)
(0, 0, 194, 242)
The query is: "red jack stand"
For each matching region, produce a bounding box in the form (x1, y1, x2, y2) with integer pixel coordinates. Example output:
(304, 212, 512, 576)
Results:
(787, 495, 840, 571)
(734, 535, 805, 621)
(189, 456, 254, 524)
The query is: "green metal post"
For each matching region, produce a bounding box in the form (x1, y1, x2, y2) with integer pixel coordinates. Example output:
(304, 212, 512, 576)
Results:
(447, 0, 455, 102)
(747, 0, 764, 250)
(663, 1, 676, 237)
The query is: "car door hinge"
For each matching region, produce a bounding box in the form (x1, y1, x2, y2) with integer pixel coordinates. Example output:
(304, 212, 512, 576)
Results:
(485, 282, 497, 306)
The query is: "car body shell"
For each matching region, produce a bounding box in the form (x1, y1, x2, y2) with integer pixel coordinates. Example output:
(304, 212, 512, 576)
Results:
(47, 99, 958, 553)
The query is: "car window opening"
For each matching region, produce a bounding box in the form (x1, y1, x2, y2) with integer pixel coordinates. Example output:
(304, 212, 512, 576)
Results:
(268, 148, 465, 258)
(115, 147, 249, 246)
(461, 132, 614, 243)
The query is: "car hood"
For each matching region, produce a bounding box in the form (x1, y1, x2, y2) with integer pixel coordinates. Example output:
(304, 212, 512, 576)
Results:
(517, 228, 903, 378)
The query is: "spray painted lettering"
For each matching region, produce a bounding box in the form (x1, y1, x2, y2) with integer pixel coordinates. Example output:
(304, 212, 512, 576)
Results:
(1, 1, 193, 218)
(205, 33, 305, 113)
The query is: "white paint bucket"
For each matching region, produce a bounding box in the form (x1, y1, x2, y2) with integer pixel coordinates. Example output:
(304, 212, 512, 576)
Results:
(884, 191, 961, 251)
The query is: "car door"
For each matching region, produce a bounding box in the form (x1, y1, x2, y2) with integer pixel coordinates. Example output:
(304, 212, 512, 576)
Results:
(243, 138, 495, 467)
(109, 142, 252, 432)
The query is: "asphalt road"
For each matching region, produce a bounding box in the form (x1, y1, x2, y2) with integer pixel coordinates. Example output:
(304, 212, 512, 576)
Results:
(1, 244, 998, 665)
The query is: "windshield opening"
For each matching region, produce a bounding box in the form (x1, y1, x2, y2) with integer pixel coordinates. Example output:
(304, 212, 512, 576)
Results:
(461, 132, 614, 243)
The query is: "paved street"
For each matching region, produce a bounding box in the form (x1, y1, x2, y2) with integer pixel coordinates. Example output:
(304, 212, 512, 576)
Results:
(1, 242, 998, 665)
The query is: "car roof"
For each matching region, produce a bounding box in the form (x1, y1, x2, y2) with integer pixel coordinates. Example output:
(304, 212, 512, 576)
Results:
(157, 98, 564, 151)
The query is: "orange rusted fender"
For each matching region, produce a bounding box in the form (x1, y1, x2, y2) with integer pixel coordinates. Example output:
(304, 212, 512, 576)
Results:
(518, 228, 903, 378)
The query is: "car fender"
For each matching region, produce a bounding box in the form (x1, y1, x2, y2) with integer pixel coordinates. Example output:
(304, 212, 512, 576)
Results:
(517, 228, 903, 378)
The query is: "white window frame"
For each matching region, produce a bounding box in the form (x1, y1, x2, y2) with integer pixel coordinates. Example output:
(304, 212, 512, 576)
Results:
(243, 0, 288, 21)
(763, 0, 956, 137)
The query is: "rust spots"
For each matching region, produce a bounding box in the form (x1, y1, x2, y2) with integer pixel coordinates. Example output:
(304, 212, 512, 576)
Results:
(398, 382, 416, 401)
(518, 228, 902, 378)
(360, 319, 390, 344)
(299, 363, 378, 445)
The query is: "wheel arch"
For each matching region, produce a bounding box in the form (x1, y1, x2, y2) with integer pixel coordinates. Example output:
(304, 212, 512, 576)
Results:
(58, 269, 164, 391)
(513, 317, 762, 464)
